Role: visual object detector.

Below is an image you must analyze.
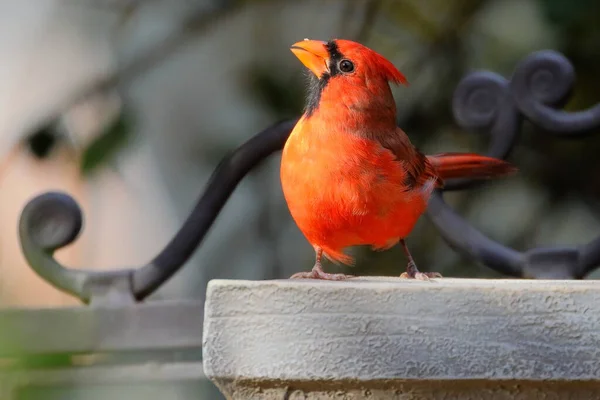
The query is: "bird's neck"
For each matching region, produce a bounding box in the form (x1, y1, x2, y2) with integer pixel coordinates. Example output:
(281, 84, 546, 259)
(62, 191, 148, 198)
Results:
(311, 96, 398, 134)
(304, 76, 399, 133)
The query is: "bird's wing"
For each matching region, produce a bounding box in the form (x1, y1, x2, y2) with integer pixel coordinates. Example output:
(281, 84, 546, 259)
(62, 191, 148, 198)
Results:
(365, 127, 443, 190)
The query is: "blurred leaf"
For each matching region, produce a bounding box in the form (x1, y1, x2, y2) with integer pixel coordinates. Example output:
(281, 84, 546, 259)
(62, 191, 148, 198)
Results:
(539, 0, 597, 26)
(354, 0, 383, 42)
(26, 124, 58, 159)
(80, 109, 134, 175)
(244, 66, 305, 118)
(381, 0, 439, 41)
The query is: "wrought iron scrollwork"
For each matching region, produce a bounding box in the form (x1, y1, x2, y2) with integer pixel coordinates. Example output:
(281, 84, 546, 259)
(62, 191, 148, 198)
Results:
(17, 49, 600, 303)
(18, 119, 296, 303)
(427, 50, 600, 279)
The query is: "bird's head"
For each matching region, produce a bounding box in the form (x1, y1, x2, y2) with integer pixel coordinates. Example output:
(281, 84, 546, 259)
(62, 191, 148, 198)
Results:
(290, 39, 408, 118)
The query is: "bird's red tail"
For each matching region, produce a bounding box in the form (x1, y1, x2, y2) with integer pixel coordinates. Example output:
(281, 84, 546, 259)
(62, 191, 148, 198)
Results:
(427, 152, 517, 181)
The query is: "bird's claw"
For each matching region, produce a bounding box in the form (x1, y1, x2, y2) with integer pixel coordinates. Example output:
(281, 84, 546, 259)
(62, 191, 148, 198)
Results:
(399, 271, 442, 280)
(290, 269, 354, 281)
(400, 259, 442, 280)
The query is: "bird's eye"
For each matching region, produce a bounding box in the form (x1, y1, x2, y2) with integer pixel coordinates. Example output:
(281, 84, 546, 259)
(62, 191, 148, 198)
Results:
(338, 59, 354, 73)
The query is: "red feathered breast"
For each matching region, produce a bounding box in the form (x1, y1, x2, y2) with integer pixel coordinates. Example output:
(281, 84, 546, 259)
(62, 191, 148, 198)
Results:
(280, 116, 431, 264)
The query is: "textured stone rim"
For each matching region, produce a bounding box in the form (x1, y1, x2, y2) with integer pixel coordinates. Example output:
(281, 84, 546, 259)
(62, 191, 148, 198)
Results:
(203, 278, 600, 384)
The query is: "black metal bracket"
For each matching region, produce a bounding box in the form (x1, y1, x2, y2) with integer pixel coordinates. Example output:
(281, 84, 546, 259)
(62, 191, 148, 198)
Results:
(17, 49, 600, 304)
(18, 119, 296, 303)
(427, 50, 600, 279)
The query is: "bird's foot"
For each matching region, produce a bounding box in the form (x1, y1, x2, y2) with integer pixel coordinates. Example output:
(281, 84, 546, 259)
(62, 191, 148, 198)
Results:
(399, 271, 442, 280)
(290, 264, 354, 281)
(400, 261, 442, 280)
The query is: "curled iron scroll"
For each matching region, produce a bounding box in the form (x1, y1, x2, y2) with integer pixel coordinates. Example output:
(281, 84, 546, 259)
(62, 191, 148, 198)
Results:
(427, 50, 600, 279)
(18, 119, 296, 302)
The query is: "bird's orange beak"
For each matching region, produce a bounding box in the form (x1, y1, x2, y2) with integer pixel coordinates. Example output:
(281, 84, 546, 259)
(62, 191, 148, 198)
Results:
(290, 39, 329, 77)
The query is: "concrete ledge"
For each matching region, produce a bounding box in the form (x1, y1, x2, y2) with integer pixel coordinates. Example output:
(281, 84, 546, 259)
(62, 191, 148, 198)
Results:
(202, 277, 600, 399)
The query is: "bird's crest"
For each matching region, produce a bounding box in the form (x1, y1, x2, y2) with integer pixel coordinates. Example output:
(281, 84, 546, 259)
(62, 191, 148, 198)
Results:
(333, 39, 408, 86)
(369, 50, 408, 86)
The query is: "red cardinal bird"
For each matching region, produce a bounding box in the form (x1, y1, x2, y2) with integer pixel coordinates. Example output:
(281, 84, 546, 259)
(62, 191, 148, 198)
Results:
(281, 39, 516, 280)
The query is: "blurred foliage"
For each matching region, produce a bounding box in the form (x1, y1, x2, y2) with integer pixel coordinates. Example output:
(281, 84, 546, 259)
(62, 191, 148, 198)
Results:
(244, 66, 305, 118)
(80, 109, 134, 175)
(540, 0, 598, 27)
(26, 125, 58, 159)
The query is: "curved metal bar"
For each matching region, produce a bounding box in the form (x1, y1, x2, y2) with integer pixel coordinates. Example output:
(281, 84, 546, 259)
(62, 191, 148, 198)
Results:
(577, 236, 600, 278)
(425, 69, 525, 276)
(19, 192, 90, 298)
(521, 246, 581, 279)
(18, 119, 296, 302)
(511, 50, 600, 134)
(132, 118, 297, 299)
(427, 49, 600, 279)
(427, 192, 524, 276)
(444, 71, 521, 191)
(428, 189, 595, 279)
